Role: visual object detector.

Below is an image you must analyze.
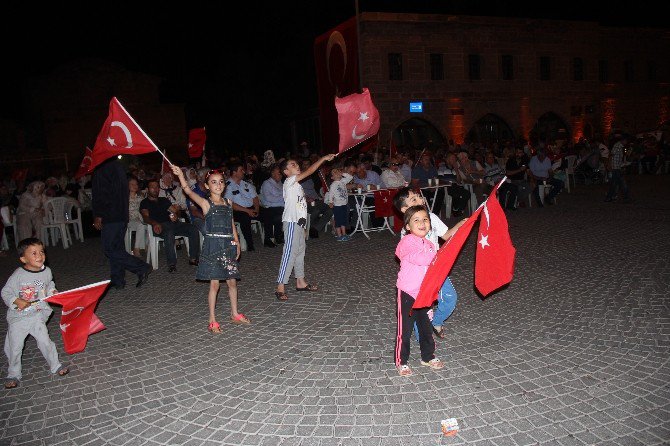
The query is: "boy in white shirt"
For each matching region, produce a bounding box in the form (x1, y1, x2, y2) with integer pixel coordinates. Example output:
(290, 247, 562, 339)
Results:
(393, 188, 467, 338)
(275, 154, 336, 301)
(324, 167, 353, 241)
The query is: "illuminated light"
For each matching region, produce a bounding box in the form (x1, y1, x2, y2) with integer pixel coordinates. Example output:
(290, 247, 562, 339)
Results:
(117, 155, 123, 159)
(447, 98, 465, 144)
(601, 98, 617, 139)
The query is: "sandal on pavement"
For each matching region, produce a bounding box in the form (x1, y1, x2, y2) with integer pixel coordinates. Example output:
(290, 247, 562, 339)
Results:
(421, 358, 444, 370)
(433, 325, 445, 339)
(397, 364, 413, 376)
(208, 321, 222, 334)
(4, 378, 19, 389)
(231, 313, 251, 324)
(275, 291, 289, 301)
(55, 365, 69, 377)
(295, 283, 318, 292)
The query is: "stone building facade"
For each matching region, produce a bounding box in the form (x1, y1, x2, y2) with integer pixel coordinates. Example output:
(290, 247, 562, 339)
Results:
(357, 13, 670, 147)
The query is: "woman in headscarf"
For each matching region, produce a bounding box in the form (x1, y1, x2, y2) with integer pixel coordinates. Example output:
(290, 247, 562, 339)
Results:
(16, 181, 47, 240)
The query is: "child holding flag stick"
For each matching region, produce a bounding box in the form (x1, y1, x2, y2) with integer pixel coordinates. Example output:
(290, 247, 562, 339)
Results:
(171, 165, 247, 334)
(2, 238, 68, 389)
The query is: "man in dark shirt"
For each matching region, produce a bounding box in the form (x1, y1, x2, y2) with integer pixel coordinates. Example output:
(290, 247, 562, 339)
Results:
(140, 179, 200, 273)
(505, 148, 531, 205)
(92, 158, 151, 289)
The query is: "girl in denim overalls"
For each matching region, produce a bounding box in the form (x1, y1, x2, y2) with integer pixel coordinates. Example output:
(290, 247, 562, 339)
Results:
(172, 166, 249, 333)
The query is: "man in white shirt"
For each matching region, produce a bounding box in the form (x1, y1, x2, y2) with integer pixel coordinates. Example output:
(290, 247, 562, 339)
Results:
(528, 149, 564, 207)
(381, 157, 407, 189)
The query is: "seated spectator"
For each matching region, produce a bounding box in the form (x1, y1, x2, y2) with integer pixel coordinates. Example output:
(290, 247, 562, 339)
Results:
(352, 162, 382, 190)
(442, 153, 471, 217)
(140, 179, 200, 272)
(411, 153, 438, 188)
(128, 176, 147, 257)
(44, 177, 63, 198)
(159, 171, 187, 212)
(224, 162, 260, 251)
(300, 159, 333, 239)
(505, 148, 531, 205)
(528, 148, 564, 207)
(259, 165, 285, 247)
(483, 152, 518, 210)
(381, 157, 407, 189)
(398, 153, 412, 182)
(16, 181, 46, 241)
(186, 167, 210, 234)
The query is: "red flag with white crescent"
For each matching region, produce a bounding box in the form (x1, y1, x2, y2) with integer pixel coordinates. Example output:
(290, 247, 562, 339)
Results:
(90, 97, 159, 171)
(187, 127, 206, 159)
(74, 147, 93, 180)
(474, 183, 516, 296)
(45, 280, 109, 354)
(335, 88, 380, 153)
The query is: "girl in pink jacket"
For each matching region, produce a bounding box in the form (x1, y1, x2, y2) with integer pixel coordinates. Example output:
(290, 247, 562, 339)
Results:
(394, 205, 444, 376)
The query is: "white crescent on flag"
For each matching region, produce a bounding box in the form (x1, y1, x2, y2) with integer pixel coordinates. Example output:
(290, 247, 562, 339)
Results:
(110, 121, 134, 148)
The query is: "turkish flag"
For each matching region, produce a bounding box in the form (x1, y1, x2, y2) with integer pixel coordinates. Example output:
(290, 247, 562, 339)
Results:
(46, 280, 109, 354)
(475, 186, 516, 296)
(187, 127, 206, 159)
(374, 189, 398, 217)
(413, 207, 483, 310)
(335, 88, 380, 153)
(90, 97, 159, 171)
(74, 147, 93, 180)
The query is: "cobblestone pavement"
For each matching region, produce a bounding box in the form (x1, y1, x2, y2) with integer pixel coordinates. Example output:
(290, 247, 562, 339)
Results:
(1, 175, 669, 446)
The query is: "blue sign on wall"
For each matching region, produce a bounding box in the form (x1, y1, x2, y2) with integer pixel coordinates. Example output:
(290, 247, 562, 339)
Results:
(409, 102, 423, 113)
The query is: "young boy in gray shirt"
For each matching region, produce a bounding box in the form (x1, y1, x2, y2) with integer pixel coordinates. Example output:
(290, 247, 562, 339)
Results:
(2, 237, 68, 389)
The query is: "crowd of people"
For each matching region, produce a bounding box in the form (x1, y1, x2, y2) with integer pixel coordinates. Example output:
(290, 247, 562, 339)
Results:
(2, 131, 669, 385)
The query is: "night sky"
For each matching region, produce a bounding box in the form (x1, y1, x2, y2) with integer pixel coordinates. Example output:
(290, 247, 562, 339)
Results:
(1, 1, 665, 153)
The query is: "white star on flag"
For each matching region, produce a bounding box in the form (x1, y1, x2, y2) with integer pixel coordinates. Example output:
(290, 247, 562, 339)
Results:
(188, 143, 193, 148)
(478, 233, 490, 249)
(106, 137, 116, 146)
(383, 197, 388, 203)
(358, 112, 369, 121)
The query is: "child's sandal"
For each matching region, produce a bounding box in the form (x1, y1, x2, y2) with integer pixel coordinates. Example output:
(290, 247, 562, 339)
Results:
(397, 364, 413, 376)
(4, 378, 19, 389)
(208, 321, 222, 334)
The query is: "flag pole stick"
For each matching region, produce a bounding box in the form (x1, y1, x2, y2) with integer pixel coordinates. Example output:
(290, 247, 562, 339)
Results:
(414, 148, 426, 167)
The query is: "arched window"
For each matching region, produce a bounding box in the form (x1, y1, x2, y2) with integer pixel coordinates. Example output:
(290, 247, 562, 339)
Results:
(392, 118, 446, 150)
(466, 114, 514, 145)
(531, 112, 570, 144)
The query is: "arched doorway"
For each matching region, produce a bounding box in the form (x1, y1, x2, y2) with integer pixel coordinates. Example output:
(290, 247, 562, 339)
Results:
(531, 112, 570, 144)
(392, 118, 446, 151)
(466, 113, 514, 145)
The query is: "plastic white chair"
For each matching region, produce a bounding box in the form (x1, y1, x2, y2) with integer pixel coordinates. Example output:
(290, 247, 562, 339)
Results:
(41, 198, 71, 249)
(145, 229, 190, 270)
(63, 200, 84, 242)
(1, 206, 18, 249)
(125, 223, 148, 253)
(250, 219, 264, 242)
(235, 222, 248, 251)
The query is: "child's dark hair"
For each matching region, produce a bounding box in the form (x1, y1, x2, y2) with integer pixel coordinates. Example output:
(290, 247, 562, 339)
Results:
(17, 237, 44, 257)
(403, 205, 428, 229)
(393, 187, 412, 213)
(279, 159, 294, 174)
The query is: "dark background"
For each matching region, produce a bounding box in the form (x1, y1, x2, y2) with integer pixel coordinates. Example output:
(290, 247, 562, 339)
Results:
(1, 1, 665, 153)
